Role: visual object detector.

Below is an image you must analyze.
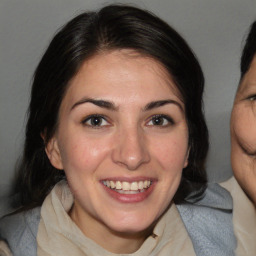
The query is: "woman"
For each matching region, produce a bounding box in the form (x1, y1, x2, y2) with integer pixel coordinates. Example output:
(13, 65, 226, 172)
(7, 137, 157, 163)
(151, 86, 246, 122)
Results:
(0, 4, 235, 256)
(222, 21, 256, 255)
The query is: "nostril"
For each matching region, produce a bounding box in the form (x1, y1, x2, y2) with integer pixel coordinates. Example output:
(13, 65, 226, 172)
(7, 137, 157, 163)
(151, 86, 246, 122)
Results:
(111, 135, 150, 170)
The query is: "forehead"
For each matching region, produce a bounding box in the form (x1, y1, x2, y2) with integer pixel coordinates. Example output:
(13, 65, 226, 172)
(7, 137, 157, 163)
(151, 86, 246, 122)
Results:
(64, 50, 183, 104)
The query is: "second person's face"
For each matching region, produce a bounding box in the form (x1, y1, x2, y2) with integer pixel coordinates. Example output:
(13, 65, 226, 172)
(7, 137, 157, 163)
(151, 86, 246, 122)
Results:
(47, 50, 189, 240)
(231, 55, 256, 205)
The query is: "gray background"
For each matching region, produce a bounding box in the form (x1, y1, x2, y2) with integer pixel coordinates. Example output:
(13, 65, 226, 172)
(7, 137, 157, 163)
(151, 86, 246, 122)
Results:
(0, 0, 255, 202)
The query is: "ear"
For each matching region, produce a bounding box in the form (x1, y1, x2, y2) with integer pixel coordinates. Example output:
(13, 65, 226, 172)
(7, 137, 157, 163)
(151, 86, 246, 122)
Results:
(44, 136, 64, 170)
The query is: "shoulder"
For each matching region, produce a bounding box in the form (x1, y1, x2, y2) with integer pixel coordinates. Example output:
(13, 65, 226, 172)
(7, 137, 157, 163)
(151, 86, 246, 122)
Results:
(0, 207, 41, 256)
(220, 176, 238, 194)
(0, 240, 12, 256)
(221, 176, 256, 254)
(177, 183, 236, 256)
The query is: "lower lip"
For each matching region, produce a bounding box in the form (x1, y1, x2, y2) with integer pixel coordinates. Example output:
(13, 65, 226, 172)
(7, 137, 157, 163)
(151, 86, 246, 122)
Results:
(101, 182, 155, 203)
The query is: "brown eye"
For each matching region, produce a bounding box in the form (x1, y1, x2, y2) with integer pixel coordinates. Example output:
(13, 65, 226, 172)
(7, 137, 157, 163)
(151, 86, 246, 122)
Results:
(90, 116, 103, 126)
(248, 95, 256, 101)
(82, 115, 109, 127)
(152, 116, 165, 125)
(147, 115, 174, 127)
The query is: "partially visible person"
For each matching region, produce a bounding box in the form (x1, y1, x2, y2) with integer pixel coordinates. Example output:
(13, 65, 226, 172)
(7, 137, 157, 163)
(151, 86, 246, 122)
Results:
(221, 21, 256, 255)
(0, 241, 11, 256)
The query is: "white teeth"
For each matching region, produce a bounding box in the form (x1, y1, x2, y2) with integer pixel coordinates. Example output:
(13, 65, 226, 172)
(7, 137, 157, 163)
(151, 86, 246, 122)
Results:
(116, 181, 122, 190)
(122, 182, 130, 191)
(110, 181, 115, 189)
(117, 190, 141, 194)
(138, 181, 144, 190)
(103, 180, 151, 191)
(130, 182, 138, 191)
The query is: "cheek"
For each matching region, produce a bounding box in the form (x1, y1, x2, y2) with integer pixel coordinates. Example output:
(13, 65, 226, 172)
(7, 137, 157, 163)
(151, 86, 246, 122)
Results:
(151, 133, 189, 171)
(58, 133, 111, 175)
(232, 106, 256, 152)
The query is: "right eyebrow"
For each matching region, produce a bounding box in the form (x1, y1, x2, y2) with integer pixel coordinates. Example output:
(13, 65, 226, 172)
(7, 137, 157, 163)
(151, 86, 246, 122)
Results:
(70, 98, 118, 112)
(143, 99, 184, 112)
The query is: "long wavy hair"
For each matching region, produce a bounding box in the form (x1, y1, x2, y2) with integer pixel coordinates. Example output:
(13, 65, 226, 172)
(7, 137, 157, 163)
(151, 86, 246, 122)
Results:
(13, 4, 209, 210)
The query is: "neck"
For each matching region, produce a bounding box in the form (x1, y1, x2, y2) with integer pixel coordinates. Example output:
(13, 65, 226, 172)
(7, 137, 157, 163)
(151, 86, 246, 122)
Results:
(69, 205, 154, 254)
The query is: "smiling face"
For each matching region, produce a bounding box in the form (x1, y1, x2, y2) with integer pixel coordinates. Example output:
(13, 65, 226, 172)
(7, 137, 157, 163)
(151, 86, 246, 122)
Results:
(231, 55, 256, 206)
(46, 50, 189, 251)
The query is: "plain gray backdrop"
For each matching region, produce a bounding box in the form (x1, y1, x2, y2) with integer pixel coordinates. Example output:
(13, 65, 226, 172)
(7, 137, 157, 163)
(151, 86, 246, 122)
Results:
(0, 0, 255, 200)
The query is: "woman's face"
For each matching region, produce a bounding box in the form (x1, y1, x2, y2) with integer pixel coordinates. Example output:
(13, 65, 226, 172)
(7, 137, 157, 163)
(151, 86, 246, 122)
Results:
(47, 50, 189, 238)
(231, 55, 256, 205)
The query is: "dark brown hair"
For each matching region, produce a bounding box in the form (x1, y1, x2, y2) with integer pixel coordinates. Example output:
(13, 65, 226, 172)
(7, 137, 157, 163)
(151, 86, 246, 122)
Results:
(240, 21, 256, 80)
(14, 4, 208, 210)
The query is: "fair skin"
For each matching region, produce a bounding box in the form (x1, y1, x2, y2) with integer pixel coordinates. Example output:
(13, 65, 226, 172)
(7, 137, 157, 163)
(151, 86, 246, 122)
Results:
(46, 50, 189, 253)
(231, 55, 256, 206)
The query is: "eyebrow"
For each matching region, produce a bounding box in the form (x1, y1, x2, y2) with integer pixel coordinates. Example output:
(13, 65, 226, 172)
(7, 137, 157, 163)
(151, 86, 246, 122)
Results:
(143, 100, 184, 112)
(71, 98, 183, 112)
(71, 98, 118, 111)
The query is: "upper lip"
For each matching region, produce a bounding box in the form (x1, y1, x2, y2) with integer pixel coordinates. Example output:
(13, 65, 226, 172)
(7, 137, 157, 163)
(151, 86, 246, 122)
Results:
(100, 176, 157, 182)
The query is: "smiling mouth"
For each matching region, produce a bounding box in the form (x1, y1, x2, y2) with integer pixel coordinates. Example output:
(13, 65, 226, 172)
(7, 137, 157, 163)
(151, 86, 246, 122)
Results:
(102, 180, 152, 194)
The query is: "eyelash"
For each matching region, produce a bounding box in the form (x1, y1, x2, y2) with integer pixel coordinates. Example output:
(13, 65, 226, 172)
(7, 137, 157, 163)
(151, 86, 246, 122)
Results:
(81, 114, 110, 128)
(146, 114, 175, 127)
(247, 95, 256, 101)
(81, 114, 175, 128)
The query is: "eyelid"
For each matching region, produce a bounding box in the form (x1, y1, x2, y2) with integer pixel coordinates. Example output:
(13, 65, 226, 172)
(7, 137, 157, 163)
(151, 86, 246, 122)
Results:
(246, 94, 256, 101)
(146, 114, 175, 126)
(81, 114, 110, 128)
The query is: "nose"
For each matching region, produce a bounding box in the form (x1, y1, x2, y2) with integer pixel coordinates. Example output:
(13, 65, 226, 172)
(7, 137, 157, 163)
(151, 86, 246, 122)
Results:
(112, 127, 150, 170)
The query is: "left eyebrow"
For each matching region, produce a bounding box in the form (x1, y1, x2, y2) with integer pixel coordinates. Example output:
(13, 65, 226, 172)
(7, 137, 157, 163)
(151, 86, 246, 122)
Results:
(70, 98, 118, 111)
(143, 100, 184, 112)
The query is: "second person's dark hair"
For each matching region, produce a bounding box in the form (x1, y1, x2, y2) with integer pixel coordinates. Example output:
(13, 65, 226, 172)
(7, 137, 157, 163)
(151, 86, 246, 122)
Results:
(240, 21, 256, 80)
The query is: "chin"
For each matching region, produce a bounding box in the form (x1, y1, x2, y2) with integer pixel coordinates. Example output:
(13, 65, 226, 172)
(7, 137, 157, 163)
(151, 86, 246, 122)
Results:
(235, 172, 256, 207)
(104, 213, 156, 234)
(244, 184, 256, 207)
